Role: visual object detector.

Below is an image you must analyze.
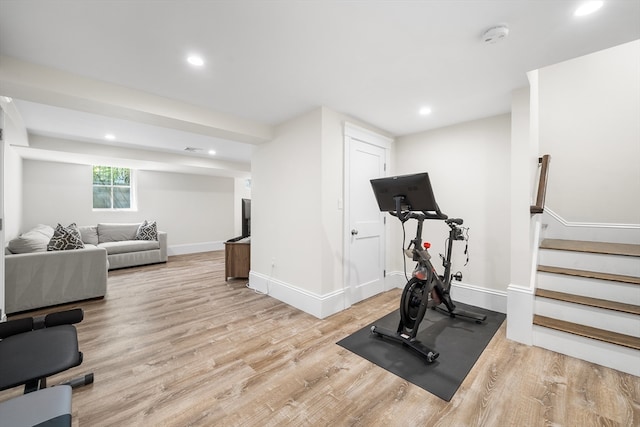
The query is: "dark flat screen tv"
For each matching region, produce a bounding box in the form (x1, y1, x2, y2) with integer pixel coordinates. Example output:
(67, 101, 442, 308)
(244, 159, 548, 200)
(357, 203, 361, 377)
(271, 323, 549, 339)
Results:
(241, 198, 251, 237)
(370, 172, 438, 212)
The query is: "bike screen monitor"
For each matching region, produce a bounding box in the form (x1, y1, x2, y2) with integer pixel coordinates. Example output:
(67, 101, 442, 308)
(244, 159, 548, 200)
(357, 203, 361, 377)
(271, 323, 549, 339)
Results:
(370, 172, 439, 213)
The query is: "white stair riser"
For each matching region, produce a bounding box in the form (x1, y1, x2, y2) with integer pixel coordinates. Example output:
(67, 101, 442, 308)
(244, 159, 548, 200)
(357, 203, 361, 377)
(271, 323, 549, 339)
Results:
(541, 222, 640, 245)
(535, 298, 640, 337)
(532, 325, 640, 377)
(537, 272, 640, 306)
(538, 249, 640, 277)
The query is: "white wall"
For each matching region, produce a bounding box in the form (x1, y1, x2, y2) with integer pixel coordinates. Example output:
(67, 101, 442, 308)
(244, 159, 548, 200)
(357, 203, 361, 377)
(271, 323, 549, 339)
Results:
(320, 107, 349, 295)
(2, 102, 28, 241)
(538, 39, 640, 224)
(21, 160, 235, 248)
(510, 87, 534, 290)
(1, 102, 28, 319)
(251, 108, 324, 293)
(506, 86, 537, 344)
(250, 106, 392, 317)
(3, 145, 23, 241)
(394, 114, 512, 293)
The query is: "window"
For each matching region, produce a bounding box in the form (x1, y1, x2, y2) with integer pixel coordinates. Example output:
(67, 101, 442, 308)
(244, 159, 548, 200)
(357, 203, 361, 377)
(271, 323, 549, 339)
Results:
(92, 166, 133, 209)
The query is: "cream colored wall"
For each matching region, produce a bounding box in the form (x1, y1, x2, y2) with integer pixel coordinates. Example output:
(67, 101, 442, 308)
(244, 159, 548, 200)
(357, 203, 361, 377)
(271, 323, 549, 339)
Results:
(3, 144, 23, 242)
(21, 160, 235, 245)
(319, 107, 350, 295)
(394, 114, 512, 292)
(1, 101, 28, 318)
(538, 39, 640, 224)
(2, 102, 27, 240)
(510, 87, 534, 290)
(251, 106, 390, 301)
(251, 108, 324, 293)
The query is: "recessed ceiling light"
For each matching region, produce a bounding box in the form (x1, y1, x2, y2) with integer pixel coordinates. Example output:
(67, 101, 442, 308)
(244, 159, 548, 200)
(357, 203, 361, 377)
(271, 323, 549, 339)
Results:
(574, 1, 603, 16)
(187, 55, 204, 67)
(208, 150, 216, 156)
(419, 107, 432, 116)
(105, 134, 116, 140)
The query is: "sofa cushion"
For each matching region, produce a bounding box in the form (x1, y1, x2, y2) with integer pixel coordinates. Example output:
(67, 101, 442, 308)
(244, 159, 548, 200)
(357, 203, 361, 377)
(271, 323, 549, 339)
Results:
(47, 223, 85, 251)
(7, 224, 55, 254)
(78, 225, 99, 245)
(135, 220, 158, 241)
(98, 240, 160, 255)
(97, 223, 140, 243)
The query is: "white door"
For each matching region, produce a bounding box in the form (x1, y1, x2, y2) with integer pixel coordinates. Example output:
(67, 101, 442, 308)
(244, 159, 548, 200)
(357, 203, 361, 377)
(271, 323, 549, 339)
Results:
(344, 124, 390, 306)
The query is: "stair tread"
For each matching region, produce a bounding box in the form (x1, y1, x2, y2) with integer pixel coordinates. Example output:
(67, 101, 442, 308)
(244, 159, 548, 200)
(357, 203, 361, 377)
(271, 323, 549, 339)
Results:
(533, 315, 640, 350)
(540, 239, 640, 257)
(538, 265, 640, 285)
(536, 288, 640, 315)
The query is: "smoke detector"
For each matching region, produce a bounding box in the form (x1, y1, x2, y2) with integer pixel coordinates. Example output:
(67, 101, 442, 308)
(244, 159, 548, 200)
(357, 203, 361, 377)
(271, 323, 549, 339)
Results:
(482, 25, 509, 44)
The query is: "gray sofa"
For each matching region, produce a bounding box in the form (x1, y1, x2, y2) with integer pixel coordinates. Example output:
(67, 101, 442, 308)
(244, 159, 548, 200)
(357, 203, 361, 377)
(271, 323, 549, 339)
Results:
(79, 223, 168, 270)
(4, 222, 167, 314)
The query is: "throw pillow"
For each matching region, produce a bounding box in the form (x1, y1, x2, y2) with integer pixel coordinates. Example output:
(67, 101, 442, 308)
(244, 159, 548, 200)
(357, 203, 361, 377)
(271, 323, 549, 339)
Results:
(135, 220, 158, 241)
(47, 223, 85, 251)
(7, 224, 55, 254)
(78, 225, 99, 245)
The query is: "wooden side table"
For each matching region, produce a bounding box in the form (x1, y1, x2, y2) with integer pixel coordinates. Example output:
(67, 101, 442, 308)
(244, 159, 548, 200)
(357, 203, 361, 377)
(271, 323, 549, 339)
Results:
(224, 239, 250, 280)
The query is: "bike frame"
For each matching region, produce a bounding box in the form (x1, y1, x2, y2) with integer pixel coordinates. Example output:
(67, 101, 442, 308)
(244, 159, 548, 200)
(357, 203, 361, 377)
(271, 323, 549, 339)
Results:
(370, 182, 485, 363)
(400, 213, 460, 338)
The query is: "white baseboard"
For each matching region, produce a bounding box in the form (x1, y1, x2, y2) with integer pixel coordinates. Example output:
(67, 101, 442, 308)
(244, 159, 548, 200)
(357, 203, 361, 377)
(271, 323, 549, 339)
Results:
(450, 281, 507, 314)
(167, 241, 224, 256)
(376, 271, 507, 313)
(248, 269, 506, 320)
(248, 272, 347, 319)
(381, 271, 507, 313)
(385, 271, 408, 290)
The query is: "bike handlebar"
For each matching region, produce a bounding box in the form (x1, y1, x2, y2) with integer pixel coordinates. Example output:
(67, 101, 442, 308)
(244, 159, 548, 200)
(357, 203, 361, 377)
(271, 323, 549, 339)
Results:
(389, 211, 465, 232)
(389, 210, 448, 222)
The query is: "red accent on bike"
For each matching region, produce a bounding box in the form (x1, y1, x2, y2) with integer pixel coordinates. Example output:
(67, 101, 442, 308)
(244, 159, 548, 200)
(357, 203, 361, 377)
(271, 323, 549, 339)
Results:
(423, 242, 431, 249)
(413, 271, 427, 280)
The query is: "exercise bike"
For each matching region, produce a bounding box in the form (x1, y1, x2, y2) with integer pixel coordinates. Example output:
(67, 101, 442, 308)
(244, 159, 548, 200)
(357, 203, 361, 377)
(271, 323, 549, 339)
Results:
(369, 173, 487, 363)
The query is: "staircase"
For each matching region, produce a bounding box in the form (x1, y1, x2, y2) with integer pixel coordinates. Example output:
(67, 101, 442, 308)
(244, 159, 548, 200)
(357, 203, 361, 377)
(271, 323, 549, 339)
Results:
(532, 238, 640, 376)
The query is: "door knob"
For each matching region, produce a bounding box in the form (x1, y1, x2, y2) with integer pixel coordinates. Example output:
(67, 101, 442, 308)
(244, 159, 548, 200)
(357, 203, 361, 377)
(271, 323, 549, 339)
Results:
(351, 229, 359, 235)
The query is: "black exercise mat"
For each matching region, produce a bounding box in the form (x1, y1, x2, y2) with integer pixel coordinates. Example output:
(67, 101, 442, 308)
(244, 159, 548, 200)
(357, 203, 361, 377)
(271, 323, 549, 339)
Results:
(337, 302, 505, 401)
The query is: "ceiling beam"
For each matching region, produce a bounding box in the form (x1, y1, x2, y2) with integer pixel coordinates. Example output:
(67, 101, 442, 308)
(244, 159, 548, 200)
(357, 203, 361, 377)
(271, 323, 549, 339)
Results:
(0, 55, 272, 145)
(16, 134, 251, 179)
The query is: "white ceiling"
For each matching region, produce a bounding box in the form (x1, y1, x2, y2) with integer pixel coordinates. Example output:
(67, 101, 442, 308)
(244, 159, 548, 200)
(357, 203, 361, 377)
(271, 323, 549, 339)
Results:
(1, 1, 639, 173)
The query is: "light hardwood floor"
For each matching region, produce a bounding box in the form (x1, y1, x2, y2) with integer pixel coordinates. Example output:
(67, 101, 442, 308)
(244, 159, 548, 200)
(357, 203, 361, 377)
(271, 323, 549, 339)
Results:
(2, 252, 638, 426)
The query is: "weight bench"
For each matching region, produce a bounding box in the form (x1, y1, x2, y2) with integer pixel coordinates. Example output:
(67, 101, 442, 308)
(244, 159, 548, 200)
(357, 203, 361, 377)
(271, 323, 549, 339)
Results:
(0, 308, 93, 426)
(0, 385, 72, 427)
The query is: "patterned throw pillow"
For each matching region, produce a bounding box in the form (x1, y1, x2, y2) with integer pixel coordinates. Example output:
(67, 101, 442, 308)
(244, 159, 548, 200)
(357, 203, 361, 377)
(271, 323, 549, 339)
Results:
(135, 220, 158, 241)
(47, 223, 85, 251)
